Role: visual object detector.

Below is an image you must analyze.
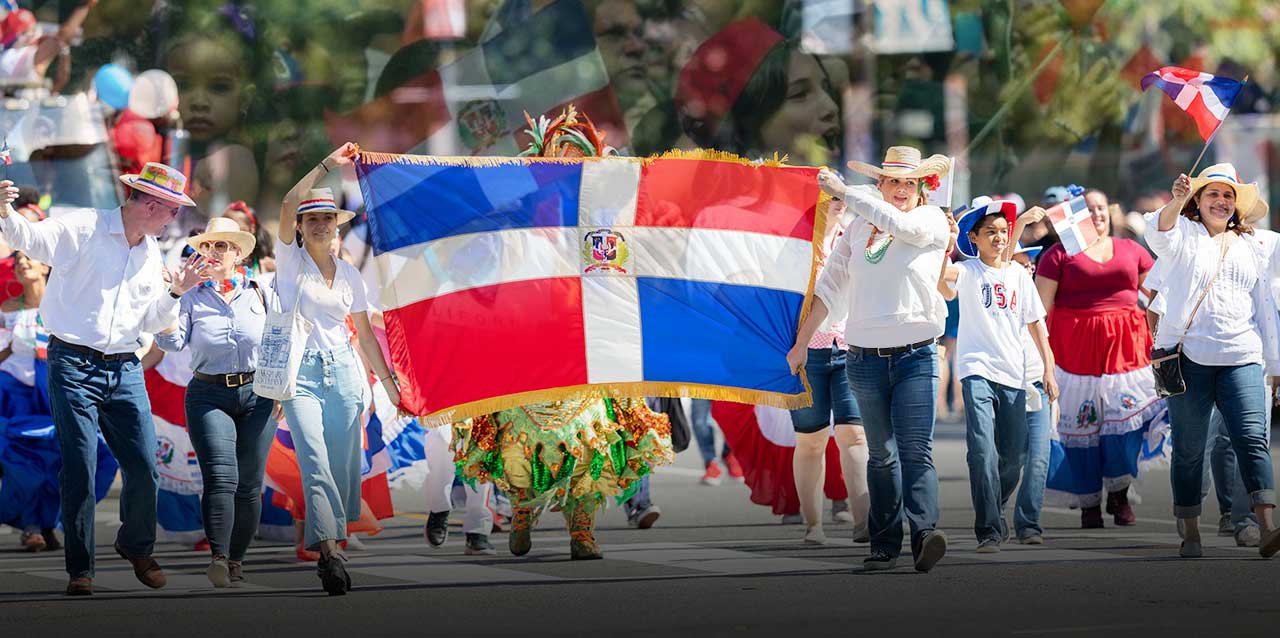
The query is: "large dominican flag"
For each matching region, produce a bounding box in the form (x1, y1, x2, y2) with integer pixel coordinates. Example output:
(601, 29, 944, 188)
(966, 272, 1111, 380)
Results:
(356, 152, 828, 422)
(1140, 66, 1244, 141)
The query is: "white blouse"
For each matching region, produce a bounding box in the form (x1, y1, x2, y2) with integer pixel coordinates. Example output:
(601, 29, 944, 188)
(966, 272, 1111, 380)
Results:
(815, 184, 951, 348)
(274, 239, 369, 352)
(1147, 214, 1280, 370)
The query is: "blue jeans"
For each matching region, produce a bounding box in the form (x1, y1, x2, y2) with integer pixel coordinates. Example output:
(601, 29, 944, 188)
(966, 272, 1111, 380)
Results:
(280, 348, 366, 551)
(1210, 409, 1266, 530)
(185, 378, 277, 561)
(690, 399, 730, 465)
(790, 346, 861, 432)
(962, 376, 1027, 543)
(1014, 382, 1052, 538)
(1166, 358, 1275, 518)
(845, 343, 939, 558)
(46, 341, 158, 578)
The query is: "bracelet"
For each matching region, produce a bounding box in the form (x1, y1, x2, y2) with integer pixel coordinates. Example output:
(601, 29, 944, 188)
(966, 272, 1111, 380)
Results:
(320, 160, 332, 173)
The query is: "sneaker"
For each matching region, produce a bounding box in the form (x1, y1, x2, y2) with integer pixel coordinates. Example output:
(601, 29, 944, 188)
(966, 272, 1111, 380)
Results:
(975, 539, 1000, 554)
(1018, 534, 1044, 545)
(1261, 528, 1280, 558)
(1235, 525, 1261, 548)
(207, 555, 231, 588)
(40, 528, 61, 551)
(913, 530, 947, 573)
(1218, 513, 1234, 537)
(317, 552, 352, 595)
(700, 460, 723, 486)
(851, 522, 870, 544)
(424, 511, 449, 547)
(781, 513, 804, 525)
(803, 525, 827, 545)
(723, 452, 745, 481)
(832, 500, 854, 524)
(228, 561, 245, 587)
(1177, 518, 1186, 540)
(464, 533, 496, 556)
(628, 505, 661, 529)
(344, 534, 366, 551)
(863, 549, 897, 571)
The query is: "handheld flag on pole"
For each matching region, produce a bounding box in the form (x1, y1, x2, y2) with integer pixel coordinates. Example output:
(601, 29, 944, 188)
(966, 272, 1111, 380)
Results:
(1045, 193, 1099, 257)
(1140, 66, 1248, 174)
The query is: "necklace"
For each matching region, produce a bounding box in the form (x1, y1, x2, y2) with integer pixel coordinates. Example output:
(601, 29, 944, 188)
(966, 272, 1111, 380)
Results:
(864, 227, 894, 263)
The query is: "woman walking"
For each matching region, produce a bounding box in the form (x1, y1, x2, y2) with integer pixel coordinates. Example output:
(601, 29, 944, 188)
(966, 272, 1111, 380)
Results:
(790, 146, 952, 572)
(155, 218, 274, 587)
(275, 143, 403, 594)
(1148, 164, 1280, 558)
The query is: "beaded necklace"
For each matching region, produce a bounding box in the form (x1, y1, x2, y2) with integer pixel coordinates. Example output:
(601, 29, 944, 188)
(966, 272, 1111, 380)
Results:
(202, 265, 255, 294)
(864, 227, 894, 263)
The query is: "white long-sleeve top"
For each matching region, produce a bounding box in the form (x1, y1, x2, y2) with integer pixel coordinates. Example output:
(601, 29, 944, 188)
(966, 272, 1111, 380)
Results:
(1146, 213, 1280, 372)
(814, 184, 951, 348)
(0, 208, 179, 354)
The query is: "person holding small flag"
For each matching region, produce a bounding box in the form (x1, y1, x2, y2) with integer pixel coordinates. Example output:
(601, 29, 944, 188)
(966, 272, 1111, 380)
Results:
(937, 197, 1056, 553)
(1148, 165, 1280, 558)
(1034, 186, 1165, 529)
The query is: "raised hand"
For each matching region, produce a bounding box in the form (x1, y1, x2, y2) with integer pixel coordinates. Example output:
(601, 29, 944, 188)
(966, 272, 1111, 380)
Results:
(945, 211, 960, 253)
(0, 180, 20, 211)
(1171, 173, 1191, 201)
(325, 142, 360, 170)
(171, 253, 212, 295)
(817, 168, 846, 199)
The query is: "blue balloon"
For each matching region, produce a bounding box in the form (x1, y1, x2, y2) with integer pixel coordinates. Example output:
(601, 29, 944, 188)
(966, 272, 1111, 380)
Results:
(93, 64, 133, 110)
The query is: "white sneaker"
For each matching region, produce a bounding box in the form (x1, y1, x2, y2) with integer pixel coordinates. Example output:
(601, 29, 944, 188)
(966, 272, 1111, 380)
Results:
(803, 525, 827, 545)
(345, 534, 366, 551)
(207, 555, 230, 588)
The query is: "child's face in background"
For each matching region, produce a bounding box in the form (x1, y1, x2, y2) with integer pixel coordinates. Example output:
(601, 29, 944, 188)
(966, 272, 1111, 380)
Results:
(168, 37, 248, 143)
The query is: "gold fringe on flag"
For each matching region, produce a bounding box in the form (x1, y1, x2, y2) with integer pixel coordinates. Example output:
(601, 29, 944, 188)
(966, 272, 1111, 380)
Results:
(357, 148, 798, 169)
(418, 382, 815, 428)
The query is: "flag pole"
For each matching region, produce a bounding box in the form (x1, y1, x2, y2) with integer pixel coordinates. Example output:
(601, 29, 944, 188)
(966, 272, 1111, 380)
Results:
(1188, 74, 1248, 175)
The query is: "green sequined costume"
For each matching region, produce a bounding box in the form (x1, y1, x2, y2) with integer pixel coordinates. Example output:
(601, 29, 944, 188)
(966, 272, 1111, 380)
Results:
(454, 396, 674, 510)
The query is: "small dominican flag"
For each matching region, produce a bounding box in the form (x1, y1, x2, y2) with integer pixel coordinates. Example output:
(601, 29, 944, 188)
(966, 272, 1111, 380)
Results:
(1140, 66, 1244, 141)
(1047, 195, 1099, 257)
(1, 139, 11, 166)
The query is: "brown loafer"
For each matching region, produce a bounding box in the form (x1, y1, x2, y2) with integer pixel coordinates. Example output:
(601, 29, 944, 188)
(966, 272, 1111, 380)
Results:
(66, 576, 93, 596)
(114, 543, 166, 589)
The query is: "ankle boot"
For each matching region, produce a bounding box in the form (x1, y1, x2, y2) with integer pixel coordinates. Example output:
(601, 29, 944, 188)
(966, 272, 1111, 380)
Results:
(509, 507, 536, 556)
(567, 496, 604, 560)
(1081, 505, 1104, 529)
(1106, 488, 1136, 526)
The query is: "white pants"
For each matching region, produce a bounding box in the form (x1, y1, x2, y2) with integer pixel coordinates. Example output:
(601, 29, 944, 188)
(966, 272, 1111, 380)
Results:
(423, 425, 493, 535)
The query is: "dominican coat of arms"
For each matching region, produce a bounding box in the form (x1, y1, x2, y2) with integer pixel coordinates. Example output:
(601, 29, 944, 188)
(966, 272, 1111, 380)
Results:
(582, 228, 629, 274)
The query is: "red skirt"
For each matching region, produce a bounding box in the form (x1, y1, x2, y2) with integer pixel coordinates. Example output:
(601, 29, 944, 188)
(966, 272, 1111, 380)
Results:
(1048, 305, 1152, 377)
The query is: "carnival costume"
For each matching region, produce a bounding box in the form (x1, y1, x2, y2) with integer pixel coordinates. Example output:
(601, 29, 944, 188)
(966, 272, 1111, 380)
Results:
(452, 108, 675, 560)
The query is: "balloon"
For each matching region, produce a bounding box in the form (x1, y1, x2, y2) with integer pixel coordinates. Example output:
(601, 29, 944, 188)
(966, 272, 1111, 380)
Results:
(93, 64, 134, 110)
(128, 69, 180, 120)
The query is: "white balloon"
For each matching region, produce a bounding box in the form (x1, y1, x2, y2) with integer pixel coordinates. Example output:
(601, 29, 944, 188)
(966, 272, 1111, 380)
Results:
(128, 69, 180, 119)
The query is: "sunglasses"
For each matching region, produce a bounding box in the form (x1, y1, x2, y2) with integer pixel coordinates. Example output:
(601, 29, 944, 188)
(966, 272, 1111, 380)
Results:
(199, 240, 235, 254)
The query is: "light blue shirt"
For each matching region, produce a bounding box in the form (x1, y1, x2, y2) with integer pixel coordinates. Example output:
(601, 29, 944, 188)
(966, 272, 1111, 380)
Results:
(154, 283, 267, 374)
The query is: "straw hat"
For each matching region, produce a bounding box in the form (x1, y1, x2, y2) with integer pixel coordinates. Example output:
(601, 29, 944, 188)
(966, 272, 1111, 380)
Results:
(296, 187, 356, 225)
(1188, 163, 1263, 223)
(118, 162, 196, 207)
(187, 217, 256, 258)
(848, 146, 951, 181)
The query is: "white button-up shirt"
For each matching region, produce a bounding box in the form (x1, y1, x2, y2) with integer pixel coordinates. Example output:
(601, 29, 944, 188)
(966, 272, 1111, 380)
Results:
(0, 207, 179, 354)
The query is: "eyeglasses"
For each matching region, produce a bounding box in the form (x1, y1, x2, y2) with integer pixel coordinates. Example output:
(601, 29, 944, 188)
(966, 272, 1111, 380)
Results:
(141, 197, 179, 218)
(199, 240, 233, 254)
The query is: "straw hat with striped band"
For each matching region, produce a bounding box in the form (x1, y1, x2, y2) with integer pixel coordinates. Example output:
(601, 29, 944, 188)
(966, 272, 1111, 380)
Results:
(296, 187, 356, 225)
(118, 162, 196, 207)
(848, 146, 951, 181)
(1188, 163, 1263, 224)
(187, 217, 256, 258)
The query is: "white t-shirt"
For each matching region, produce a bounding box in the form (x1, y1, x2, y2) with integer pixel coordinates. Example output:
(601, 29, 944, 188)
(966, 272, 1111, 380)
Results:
(953, 259, 1046, 389)
(274, 239, 368, 351)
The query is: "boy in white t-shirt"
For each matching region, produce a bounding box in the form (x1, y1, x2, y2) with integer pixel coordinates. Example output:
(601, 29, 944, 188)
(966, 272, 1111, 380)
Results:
(938, 198, 1057, 553)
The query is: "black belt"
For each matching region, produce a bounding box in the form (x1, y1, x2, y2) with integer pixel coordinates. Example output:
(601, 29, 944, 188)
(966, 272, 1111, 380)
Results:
(847, 338, 937, 358)
(49, 336, 137, 362)
(193, 371, 255, 388)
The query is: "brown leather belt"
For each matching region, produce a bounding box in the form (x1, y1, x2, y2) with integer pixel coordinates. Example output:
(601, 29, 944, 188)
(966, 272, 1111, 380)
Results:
(192, 371, 255, 388)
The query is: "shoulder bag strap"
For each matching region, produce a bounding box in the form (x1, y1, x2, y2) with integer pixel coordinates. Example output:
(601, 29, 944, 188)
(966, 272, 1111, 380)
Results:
(1176, 232, 1231, 346)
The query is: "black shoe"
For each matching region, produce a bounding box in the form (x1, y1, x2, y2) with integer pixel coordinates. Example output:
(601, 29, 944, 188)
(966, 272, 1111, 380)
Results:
(424, 511, 449, 547)
(862, 549, 898, 571)
(464, 533, 496, 556)
(317, 554, 352, 596)
(41, 528, 62, 551)
(913, 530, 947, 573)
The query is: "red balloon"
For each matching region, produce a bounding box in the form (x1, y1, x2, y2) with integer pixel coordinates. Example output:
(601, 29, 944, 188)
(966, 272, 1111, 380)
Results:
(112, 110, 162, 174)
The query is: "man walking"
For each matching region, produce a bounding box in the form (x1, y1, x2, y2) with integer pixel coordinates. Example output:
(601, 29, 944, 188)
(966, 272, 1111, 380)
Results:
(0, 163, 195, 595)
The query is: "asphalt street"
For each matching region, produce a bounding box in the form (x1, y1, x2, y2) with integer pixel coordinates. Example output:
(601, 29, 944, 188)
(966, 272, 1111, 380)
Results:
(1, 419, 1278, 638)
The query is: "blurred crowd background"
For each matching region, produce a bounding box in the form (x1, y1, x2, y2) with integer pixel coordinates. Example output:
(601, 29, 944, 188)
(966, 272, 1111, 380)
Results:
(1, 0, 1278, 238)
